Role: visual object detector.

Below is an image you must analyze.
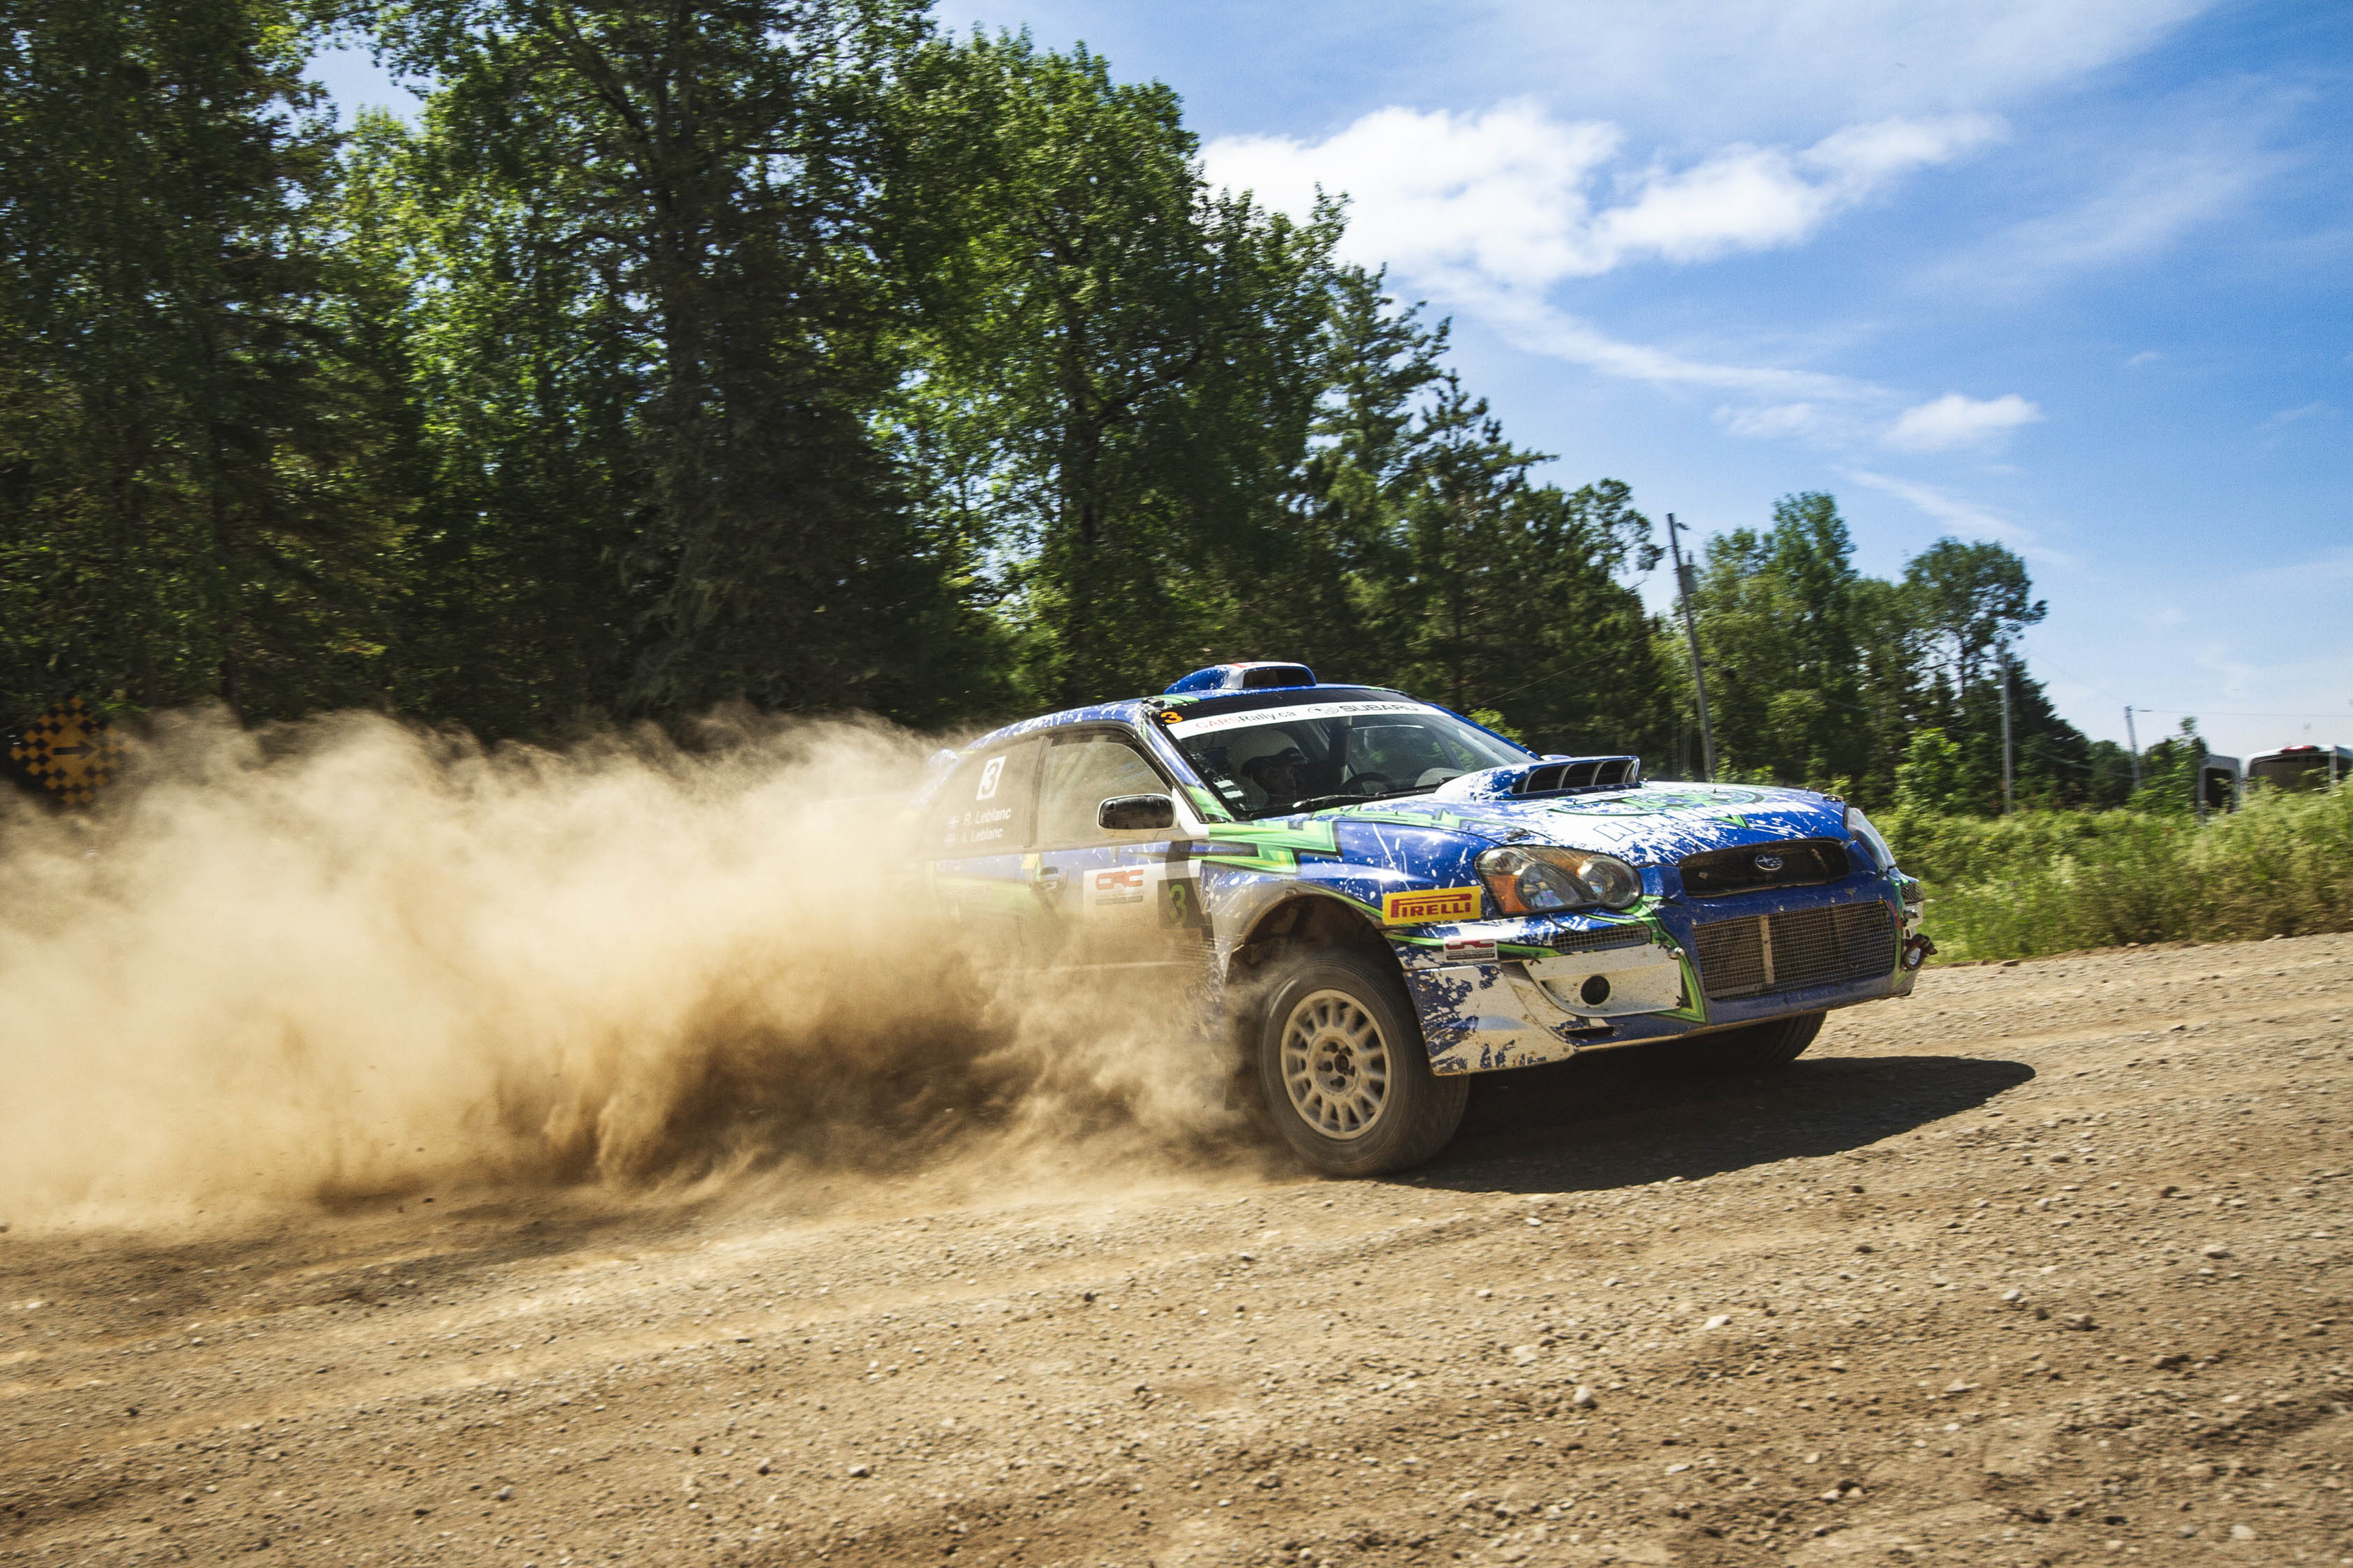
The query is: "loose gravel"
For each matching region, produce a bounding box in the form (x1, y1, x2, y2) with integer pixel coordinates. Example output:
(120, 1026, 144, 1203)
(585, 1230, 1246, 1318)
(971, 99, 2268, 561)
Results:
(4, 933, 2349, 1566)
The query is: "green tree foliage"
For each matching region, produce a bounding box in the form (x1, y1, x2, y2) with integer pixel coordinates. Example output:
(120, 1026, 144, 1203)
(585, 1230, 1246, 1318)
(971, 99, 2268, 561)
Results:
(5, 6, 1669, 746)
(1382, 382, 1667, 753)
(1679, 492, 1872, 790)
(1892, 726, 1968, 813)
(1904, 536, 2044, 690)
(1271, 265, 1446, 684)
(0, 0, 401, 723)
(1258, 274, 1669, 755)
(1900, 535, 2081, 811)
(369, 0, 998, 726)
(333, 105, 640, 737)
(6, 3, 2164, 835)
(2130, 718, 2210, 816)
(893, 34, 1338, 709)
(1660, 501, 2103, 808)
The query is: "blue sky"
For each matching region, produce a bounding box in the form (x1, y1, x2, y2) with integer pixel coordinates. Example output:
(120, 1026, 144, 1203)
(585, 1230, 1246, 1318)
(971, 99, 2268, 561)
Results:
(313, 0, 2350, 762)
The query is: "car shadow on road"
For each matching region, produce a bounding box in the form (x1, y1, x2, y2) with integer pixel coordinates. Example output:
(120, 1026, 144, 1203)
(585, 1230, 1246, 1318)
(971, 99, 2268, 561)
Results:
(1415, 1046, 2035, 1195)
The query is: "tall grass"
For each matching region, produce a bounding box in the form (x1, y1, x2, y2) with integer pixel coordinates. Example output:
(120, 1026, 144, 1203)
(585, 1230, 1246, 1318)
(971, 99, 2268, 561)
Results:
(1881, 785, 2353, 961)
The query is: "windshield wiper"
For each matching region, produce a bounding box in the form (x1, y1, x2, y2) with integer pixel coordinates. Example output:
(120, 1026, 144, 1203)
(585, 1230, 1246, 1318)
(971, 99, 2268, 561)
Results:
(1280, 786, 1440, 814)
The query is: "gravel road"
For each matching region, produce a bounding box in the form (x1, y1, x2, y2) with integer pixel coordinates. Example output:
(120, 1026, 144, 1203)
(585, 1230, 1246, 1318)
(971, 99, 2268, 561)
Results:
(5, 933, 2350, 1567)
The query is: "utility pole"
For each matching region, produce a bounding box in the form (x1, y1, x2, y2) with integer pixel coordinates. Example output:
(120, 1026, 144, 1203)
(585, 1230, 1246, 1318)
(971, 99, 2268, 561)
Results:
(1998, 639, 2014, 814)
(2123, 705, 2142, 791)
(1665, 513, 1716, 781)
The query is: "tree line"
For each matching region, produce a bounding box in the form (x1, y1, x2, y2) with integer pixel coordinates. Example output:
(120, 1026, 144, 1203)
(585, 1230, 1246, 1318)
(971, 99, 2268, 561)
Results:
(3, 0, 2132, 815)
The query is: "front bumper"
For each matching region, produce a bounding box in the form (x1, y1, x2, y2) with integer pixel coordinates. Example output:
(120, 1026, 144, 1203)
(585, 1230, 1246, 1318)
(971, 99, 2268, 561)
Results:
(1396, 878, 1918, 1075)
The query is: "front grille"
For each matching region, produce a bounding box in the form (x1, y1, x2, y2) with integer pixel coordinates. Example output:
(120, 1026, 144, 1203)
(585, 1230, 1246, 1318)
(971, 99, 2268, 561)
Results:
(1692, 901, 1896, 1000)
(1680, 837, 1852, 898)
(1549, 924, 1651, 955)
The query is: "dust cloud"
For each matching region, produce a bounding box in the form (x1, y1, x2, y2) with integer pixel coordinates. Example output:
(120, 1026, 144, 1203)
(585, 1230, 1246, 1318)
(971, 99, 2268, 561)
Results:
(0, 708, 1245, 1232)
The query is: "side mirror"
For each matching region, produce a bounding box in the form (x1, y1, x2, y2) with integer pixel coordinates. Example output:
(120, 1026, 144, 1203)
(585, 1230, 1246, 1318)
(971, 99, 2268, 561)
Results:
(1098, 792, 1176, 831)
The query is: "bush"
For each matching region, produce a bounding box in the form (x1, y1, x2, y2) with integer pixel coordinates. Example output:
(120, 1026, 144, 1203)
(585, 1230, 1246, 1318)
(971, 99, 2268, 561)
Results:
(1880, 783, 2353, 961)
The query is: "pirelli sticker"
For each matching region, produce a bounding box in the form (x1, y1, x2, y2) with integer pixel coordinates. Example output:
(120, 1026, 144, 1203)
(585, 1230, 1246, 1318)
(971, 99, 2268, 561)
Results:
(1381, 885, 1483, 925)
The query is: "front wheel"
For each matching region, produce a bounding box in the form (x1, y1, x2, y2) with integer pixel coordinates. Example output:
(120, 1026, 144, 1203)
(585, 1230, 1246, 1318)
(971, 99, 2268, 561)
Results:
(1699, 1009, 1825, 1072)
(1253, 947, 1467, 1176)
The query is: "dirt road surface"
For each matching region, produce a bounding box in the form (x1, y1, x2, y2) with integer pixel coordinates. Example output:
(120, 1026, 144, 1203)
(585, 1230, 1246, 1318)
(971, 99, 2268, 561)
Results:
(6, 933, 2350, 1567)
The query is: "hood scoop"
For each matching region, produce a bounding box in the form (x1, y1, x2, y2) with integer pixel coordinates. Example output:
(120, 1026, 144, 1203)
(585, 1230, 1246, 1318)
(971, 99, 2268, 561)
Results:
(1433, 755, 1641, 802)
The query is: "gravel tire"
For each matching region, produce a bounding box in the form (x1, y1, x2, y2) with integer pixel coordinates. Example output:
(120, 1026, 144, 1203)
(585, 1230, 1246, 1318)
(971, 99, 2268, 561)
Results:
(1699, 1009, 1826, 1072)
(1253, 947, 1468, 1177)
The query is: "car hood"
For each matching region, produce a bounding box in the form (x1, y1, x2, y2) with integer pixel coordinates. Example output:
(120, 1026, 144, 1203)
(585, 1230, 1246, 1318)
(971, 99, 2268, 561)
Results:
(1323, 780, 1852, 865)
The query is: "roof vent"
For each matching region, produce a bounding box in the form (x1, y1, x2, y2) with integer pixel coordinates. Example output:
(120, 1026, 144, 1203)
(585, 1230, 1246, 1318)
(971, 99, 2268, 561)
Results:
(1164, 661, 1318, 695)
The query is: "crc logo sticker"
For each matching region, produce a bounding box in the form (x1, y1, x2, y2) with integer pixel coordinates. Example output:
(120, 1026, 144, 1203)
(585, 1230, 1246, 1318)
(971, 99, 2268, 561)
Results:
(1442, 935, 1498, 963)
(1381, 886, 1483, 925)
(1092, 867, 1146, 905)
(975, 755, 1006, 800)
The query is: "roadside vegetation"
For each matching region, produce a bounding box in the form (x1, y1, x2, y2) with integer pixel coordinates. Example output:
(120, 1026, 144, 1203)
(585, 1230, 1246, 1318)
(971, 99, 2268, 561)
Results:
(1891, 783, 2353, 961)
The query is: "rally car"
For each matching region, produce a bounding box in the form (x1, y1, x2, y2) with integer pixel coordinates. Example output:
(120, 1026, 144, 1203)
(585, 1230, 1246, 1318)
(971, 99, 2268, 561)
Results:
(913, 663, 1931, 1176)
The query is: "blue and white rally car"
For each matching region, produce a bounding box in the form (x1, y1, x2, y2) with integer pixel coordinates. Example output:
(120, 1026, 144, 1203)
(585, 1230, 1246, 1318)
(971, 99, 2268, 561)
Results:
(914, 662, 1932, 1176)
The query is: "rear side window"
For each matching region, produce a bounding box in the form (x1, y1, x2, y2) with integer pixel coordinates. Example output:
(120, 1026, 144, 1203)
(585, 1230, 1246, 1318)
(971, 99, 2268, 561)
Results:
(927, 738, 1040, 855)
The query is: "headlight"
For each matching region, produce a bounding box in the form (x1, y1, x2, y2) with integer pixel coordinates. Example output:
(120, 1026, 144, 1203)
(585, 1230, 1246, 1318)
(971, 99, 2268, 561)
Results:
(1475, 845, 1642, 915)
(1844, 805, 1896, 871)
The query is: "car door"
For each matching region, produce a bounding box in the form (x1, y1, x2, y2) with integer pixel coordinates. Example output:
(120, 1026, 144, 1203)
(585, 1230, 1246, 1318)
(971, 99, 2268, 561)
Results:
(922, 736, 1045, 961)
(1031, 727, 1206, 970)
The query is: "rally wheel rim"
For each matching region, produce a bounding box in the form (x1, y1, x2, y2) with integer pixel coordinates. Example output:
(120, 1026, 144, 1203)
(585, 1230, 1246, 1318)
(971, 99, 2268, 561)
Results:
(1280, 989, 1392, 1141)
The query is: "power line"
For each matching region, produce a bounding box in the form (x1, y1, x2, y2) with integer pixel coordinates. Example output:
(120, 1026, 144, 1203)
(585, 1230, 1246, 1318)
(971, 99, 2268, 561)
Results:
(2019, 653, 2131, 710)
(2022, 656, 2347, 723)
(2125, 707, 2350, 720)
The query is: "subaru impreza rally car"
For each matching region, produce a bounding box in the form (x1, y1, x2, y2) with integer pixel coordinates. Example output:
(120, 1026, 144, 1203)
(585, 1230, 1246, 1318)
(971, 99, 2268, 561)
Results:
(913, 662, 1931, 1176)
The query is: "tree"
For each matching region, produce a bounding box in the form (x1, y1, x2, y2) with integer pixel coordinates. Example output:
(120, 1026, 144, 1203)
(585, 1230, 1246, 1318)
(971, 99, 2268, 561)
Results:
(369, 0, 995, 726)
(895, 34, 1338, 708)
(1681, 492, 1872, 789)
(1892, 726, 1969, 813)
(0, 0, 401, 723)
(1901, 540, 2079, 811)
(1386, 372, 1547, 713)
(2132, 718, 2208, 816)
(1267, 265, 1447, 683)
(1903, 537, 2045, 693)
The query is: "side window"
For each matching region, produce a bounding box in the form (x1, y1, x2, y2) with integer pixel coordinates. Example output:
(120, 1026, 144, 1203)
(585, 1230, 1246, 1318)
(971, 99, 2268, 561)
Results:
(927, 738, 1040, 856)
(1037, 734, 1169, 845)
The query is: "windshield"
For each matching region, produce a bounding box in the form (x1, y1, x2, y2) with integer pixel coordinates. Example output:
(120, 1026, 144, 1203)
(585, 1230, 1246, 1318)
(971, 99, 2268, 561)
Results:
(1163, 698, 1528, 818)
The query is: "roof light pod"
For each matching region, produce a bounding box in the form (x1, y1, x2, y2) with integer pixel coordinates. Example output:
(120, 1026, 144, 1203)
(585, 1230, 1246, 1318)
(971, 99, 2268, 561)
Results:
(1163, 661, 1318, 695)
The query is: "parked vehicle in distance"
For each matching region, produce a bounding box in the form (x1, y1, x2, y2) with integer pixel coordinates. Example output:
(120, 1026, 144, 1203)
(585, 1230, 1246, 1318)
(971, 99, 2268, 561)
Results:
(2245, 744, 2350, 792)
(911, 663, 1933, 1176)
(2197, 753, 2243, 819)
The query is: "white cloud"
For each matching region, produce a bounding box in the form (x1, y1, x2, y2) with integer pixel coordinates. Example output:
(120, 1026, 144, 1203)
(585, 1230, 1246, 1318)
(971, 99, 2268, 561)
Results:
(1476, 297, 1885, 401)
(1202, 103, 1998, 296)
(1933, 145, 2268, 294)
(1473, 0, 2214, 138)
(1204, 102, 1997, 417)
(1882, 392, 2043, 452)
(2127, 350, 2163, 366)
(1587, 117, 1999, 265)
(2235, 547, 2353, 591)
(1843, 467, 2070, 565)
(1718, 402, 1831, 440)
(942, 0, 2211, 142)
